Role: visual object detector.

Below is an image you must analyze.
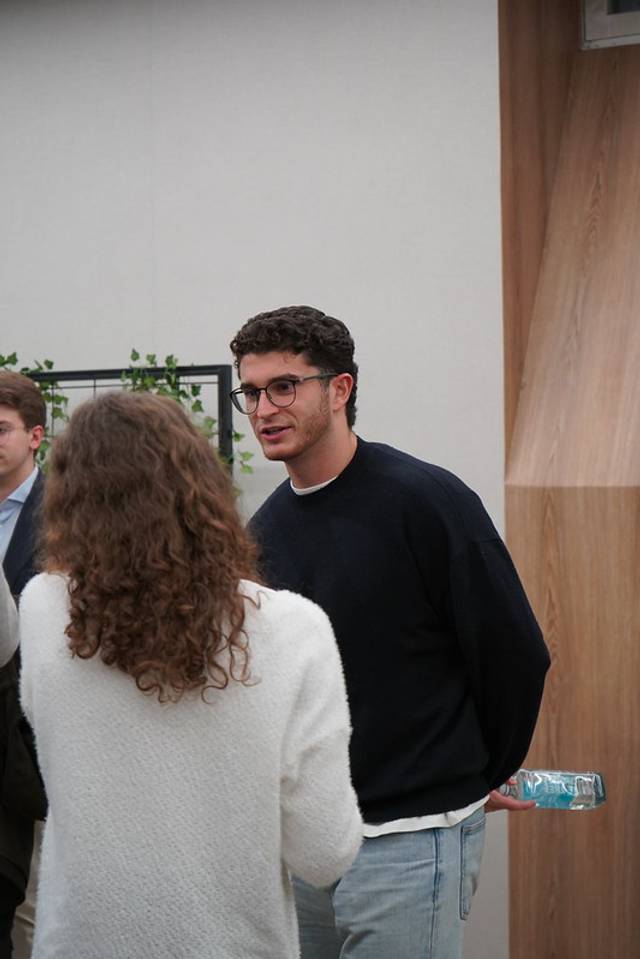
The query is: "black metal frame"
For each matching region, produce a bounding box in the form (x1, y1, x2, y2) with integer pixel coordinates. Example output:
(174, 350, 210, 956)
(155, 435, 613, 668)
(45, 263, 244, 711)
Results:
(28, 364, 234, 464)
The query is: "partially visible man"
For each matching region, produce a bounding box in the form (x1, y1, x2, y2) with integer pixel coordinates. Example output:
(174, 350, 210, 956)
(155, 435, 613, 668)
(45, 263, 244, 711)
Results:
(0, 372, 46, 959)
(230, 306, 551, 959)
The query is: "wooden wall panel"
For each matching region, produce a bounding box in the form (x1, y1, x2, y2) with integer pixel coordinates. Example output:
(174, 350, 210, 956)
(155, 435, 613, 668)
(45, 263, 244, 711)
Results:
(508, 49, 640, 488)
(504, 39, 640, 959)
(499, 0, 577, 453)
(507, 488, 640, 957)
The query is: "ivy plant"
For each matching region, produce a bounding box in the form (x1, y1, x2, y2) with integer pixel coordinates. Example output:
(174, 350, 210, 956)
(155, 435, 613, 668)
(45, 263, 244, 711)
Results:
(0, 351, 252, 474)
(122, 350, 253, 473)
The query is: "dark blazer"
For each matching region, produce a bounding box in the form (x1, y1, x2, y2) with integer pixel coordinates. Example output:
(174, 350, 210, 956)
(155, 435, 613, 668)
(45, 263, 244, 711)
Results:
(0, 472, 46, 899)
(3, 471, 43, 598)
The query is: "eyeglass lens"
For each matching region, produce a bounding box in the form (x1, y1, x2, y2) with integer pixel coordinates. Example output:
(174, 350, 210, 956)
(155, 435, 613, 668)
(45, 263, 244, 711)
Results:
(233, 380, 297, 414)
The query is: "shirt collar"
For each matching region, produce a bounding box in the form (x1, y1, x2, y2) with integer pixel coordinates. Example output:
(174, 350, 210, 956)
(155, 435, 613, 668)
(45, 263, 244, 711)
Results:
(4, 466, 39, 507)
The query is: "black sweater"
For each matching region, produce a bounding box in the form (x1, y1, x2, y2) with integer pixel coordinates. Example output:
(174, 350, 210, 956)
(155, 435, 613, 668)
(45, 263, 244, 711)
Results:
(250, 439, 550, 824)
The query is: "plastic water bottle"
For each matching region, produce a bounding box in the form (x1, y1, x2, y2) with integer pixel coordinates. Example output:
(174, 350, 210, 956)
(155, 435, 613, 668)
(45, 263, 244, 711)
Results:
(499, 768, 606, 809)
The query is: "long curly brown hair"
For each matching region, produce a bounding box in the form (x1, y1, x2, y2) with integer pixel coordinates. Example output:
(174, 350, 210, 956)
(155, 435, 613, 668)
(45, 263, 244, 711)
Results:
(43, 390, 259, 702)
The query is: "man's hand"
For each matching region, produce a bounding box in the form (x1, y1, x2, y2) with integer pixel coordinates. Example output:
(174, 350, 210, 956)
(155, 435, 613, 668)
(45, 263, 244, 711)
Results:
(485, 787, 536, 813)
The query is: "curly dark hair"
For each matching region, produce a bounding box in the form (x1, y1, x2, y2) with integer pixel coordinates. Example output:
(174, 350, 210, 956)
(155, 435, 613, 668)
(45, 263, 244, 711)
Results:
(230, 305, 358, 427)
(43, 390, 259, 703)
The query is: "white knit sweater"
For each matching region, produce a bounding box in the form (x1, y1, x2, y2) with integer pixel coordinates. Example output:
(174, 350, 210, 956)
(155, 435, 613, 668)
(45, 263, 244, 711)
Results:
(12, 573, 362, 959)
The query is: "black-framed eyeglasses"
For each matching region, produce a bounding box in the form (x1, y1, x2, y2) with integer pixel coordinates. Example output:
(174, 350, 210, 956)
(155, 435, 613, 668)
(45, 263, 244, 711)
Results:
(229, 373, 338, 415)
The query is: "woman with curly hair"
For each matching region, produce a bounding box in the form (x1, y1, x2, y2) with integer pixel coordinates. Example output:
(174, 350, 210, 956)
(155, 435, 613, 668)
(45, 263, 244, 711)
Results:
(0, 390, 361, 959)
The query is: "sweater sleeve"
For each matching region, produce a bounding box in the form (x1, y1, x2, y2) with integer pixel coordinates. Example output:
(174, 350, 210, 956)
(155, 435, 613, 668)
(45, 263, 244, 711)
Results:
(279, 598, 362, 887)
(447, 537, 550, 790)
(17, 573, 68, 723)
(16, 574, 41, 721)
(0, 565, 19, 667)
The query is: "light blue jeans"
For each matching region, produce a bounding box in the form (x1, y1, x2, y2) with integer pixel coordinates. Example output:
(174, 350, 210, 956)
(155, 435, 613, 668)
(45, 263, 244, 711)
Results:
(293, 806, 486, 959)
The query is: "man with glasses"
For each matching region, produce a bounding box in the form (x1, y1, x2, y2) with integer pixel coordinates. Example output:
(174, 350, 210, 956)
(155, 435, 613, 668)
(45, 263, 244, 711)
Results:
(229, 306, 550, 959)
(0, 371, 47, 959)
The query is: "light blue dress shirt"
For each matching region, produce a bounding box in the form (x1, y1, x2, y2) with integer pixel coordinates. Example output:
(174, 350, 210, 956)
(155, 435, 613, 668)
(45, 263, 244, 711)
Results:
(0, 466, 39, 563)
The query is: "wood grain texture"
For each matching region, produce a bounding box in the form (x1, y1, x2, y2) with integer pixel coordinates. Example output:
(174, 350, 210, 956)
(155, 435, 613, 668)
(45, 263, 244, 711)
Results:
(507, 488, 640, 958)
(505, 41, 640, 959)
(499, 0, 578, 454)
(507, 48, 640, 487)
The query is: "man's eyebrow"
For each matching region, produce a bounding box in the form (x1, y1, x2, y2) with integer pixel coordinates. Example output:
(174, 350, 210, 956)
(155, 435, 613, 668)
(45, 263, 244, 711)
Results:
(239, 374, 299, 389)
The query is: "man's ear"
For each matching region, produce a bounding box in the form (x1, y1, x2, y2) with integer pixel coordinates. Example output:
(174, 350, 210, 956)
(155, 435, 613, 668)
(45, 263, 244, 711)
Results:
(29, 425, 45, 452)
(331, 373, 354, 413)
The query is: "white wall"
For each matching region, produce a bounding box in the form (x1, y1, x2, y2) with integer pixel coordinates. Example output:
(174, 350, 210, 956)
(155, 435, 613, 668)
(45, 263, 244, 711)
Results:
(0, 2, 506, 955)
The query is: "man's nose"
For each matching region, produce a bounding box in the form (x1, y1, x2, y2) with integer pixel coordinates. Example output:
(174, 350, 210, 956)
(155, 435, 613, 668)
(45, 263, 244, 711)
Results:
(254, 389, 278, 416)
